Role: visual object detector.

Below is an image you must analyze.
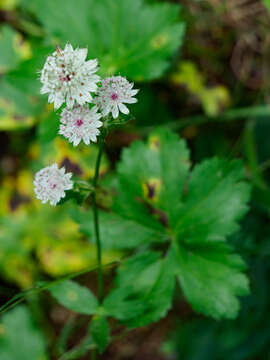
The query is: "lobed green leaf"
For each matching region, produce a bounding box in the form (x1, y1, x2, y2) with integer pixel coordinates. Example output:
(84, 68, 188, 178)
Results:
(100, 129, 251, 322)
(49, 280, 98, 315)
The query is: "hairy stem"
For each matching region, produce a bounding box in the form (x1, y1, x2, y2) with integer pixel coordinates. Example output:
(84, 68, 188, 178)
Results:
(92, 131, 106, 303)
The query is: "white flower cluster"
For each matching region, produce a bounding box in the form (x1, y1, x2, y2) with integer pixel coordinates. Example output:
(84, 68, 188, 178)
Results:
(40, 44, 99, 109)
(35, 43, 139, 205)
(94, 76, 139, 118)
(34, 163, 73, 206)
(59, 105, 102, 146)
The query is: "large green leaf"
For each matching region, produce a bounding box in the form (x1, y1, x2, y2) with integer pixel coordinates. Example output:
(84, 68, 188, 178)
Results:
(49, 280, 98, 315)
(21, 0, 185, 81)
(0, 306, 47, 360)
(98, 129, 251, 321)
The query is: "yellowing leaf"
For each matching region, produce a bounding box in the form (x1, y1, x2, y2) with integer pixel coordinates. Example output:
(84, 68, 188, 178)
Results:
(0, 98, 35, 130)
(171, 61, 230, 117)
(0, 0, 18, 10)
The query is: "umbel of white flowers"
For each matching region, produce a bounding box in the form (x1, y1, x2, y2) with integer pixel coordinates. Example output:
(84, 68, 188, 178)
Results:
(34, 43, 138, 205)
(94, 76, 139, 119)
(59, 105, 103, 146)
(40, 43, 100, 109)
(34, 163, 73, 206)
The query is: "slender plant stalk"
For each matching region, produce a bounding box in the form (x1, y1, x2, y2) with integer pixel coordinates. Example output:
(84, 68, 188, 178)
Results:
(92, 131, 106, 303)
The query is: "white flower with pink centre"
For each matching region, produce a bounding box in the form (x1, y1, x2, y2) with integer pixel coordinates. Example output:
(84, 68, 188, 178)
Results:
(34, 163, 73, 206)
(59, 105, 103, 146)
(94, 76, 139, 119)
(40, 44, 100, 110)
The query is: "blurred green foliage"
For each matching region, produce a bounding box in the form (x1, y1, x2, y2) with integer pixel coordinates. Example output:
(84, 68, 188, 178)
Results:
(0, 306, 47, 359)
(21, 0, 185, 80)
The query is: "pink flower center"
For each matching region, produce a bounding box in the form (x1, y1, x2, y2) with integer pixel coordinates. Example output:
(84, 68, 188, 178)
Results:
(51, 183, 57, 189)
(64, 74, 71, 82)
(60, 74, 71, 82)
(111, 92, 118, 101)
(76, 119, 84, 127)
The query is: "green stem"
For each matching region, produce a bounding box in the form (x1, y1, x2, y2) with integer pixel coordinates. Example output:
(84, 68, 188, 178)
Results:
(92, 131, 106, 303)
(244, 119, 267, 190)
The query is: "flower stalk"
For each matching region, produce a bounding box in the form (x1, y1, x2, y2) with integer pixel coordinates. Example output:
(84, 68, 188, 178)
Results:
(91, 129, 107, 303)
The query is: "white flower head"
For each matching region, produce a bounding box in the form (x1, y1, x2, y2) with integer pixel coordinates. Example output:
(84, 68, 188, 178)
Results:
(94, 76, 139, 119)
(34, 163, 73, 206)
(59, 105, 103, 146)
(40, 44, 100, 109)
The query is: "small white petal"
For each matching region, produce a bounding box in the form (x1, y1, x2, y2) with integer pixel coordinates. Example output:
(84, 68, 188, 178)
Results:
(64, 43, 73, 52)
(54, 96, 64, 110)
(131, 89, 139, 96)
(86, 59, 98, 70)
(112, 106, 119, 119)
(83, 137, 90, 145)
(73, 138, 81, 146)
(95, 120, 103, 128)
(124, 97, 137, 104)
(40, 86, 49, 94)
(76, 48, 88, 62)
(102, 106, 110, 116)
(48, 93, 55, 103)
(119, 103, 129, 115)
